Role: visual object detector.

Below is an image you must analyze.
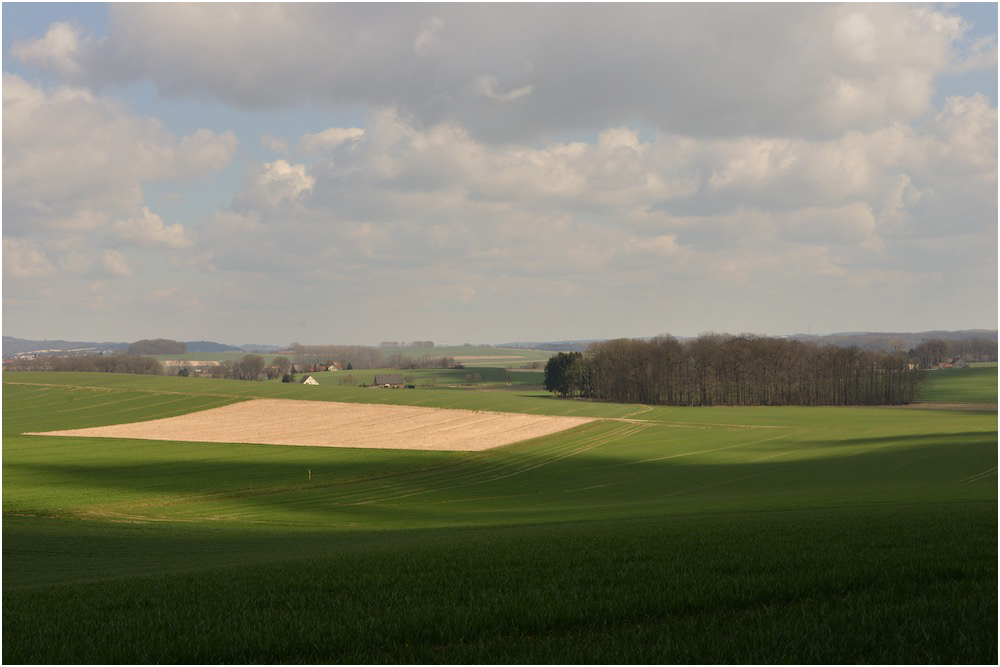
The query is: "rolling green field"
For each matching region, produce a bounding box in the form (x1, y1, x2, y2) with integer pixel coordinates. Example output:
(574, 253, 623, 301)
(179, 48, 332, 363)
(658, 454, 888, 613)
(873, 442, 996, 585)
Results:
(308, 365, 544, 387)
(378, 344, 555, 367)
(914, 364, 998, 404)
(3, 367, 996, 663)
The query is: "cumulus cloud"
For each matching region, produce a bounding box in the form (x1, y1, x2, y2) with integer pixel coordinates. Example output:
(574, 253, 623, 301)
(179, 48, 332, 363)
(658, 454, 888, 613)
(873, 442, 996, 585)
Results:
(107, 207, 193, 249)
(14, 4, 990, 142)
(98, 249, 134, 277)
(10, 21, 87, 78)
(177, 128, 239, 175)
(4, 4, 995, 342)
(233, 160, 315, 210)
(475, 75, 533, 102)
(932, 94, 998, 176)
(298, 127, 365, 153)
(413, 16, 445, 56)
(2, 73, 237, 237)
(262, 134, 290, 155)
(3, 238, 56, 279)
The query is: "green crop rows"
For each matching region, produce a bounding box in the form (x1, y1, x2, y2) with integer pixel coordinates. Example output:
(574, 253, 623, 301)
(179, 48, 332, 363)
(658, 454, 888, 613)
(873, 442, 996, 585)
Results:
(3, 368, 996, 663)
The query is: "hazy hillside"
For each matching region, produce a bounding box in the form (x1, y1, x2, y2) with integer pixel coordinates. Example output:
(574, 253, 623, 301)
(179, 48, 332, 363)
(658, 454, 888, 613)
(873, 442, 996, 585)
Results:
(787, 330, 998, 352)
(3, 337, 238, 357)
(504, 330, 997, 354)
(6, 330, 995, 359)
(2, 336, 129, 356)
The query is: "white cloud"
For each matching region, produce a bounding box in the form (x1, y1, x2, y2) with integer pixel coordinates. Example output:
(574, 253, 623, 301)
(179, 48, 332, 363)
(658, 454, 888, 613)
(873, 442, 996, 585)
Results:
(3, 238, 56, 279)
(414, 16, 445, 56)
(10, 21, 86, 78)
(2, 73, 237, 237)
(239, 160, 315, 208)
(781, 203, 877, 246)
(475, 75, 533, 102)
(932, 94, 998, 176)
(3, 4, 995, 343)
(98, 249, 134, 277)
(177, 129, 239, 176)
(262, 134, 290, 155)
(107, 207, 193, 249)
(299, 127, 365, 153)
(18, 4, 988, 142)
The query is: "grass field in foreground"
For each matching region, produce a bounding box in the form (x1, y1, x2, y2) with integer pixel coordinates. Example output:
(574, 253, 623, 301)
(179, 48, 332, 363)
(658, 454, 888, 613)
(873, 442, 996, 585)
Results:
(2, 369, 996, 663)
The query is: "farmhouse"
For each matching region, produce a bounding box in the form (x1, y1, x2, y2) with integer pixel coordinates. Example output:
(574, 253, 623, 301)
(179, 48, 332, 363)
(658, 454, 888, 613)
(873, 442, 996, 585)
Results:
(374, 373, 405, 388)
(299, 375, 319, 385)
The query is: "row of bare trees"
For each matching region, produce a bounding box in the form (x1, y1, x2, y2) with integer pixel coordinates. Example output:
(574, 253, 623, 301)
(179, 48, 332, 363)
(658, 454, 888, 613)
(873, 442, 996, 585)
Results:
(546, 334, 924, 406)
(288, 344, 383, 369)
(288, 343, 459, 371)
(7, 354, 163, 375)
(910, 337, 997, 368)
(195, 354, 287, 381)
(383, 354, 457, 370)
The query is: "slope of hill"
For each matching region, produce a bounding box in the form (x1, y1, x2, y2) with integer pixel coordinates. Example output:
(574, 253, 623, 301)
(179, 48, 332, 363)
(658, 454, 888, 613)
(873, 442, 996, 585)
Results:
(3, 336, 242, 357)
(2, 336, 129, 356)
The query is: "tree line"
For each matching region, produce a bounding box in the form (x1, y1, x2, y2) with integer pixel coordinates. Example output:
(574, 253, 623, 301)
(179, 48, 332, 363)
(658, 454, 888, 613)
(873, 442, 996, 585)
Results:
(544, 334, 925, 406)
(189, 354, 294, 381)
(382, 354, 457, 370)
(910, 338, 996, 368)
(8, 354, 163, 375)
(288, 343, 384, 369)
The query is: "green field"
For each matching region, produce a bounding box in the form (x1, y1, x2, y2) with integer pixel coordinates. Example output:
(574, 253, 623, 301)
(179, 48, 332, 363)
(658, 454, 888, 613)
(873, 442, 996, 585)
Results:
(3, 368, 996, 663)
(307, 365, 544, 388)
(915, 364, 998, 404)
(378, 344, 554, 367)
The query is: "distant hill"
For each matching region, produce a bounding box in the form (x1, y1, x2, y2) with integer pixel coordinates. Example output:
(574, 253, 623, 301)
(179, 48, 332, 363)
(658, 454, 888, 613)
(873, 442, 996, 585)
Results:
(787, 330, 997, 352)
(4, 336, 242, 357)
(2, 336, 129, 357)
(498, 340, 603, 353)
(185, 341, 242, 353)
(238, 344, 281, 353)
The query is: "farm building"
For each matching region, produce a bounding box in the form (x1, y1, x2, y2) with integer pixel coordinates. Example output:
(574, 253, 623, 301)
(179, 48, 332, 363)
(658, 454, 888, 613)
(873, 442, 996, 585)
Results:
(299, 375, 319, 385)
(304, 362, 344, 372)
(374, 374, 405, 388)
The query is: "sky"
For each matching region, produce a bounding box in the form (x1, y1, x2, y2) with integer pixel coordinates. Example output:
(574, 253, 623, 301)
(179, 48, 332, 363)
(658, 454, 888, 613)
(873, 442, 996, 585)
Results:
(3, 3, 997, 346)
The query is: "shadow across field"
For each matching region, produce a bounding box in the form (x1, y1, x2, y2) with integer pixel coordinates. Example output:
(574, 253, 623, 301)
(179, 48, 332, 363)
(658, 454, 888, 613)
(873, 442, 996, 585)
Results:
(3, 501, 996, 664)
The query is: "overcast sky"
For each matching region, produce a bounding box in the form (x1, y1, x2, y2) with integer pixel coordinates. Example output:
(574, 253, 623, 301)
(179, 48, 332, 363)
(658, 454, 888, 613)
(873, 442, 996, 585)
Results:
(3, 3, 997, 346)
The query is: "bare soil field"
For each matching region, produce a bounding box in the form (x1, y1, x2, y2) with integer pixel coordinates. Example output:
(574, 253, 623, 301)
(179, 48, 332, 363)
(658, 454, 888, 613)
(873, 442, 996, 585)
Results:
(30, 399, 595, 451)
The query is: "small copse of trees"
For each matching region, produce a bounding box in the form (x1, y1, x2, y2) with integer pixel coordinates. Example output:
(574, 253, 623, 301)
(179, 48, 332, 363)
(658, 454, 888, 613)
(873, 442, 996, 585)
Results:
(200, 354, 269, 381)
(544, 333, 925, 406)
(543, 352, 586, 397)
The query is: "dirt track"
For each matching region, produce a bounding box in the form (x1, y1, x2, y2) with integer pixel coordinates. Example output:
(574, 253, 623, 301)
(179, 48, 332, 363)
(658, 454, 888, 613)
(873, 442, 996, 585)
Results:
(31, 399, 595, 451)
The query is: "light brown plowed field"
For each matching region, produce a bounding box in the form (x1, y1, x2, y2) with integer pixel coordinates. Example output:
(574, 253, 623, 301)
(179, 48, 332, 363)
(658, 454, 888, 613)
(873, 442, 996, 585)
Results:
(31, 399, 595, 451)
